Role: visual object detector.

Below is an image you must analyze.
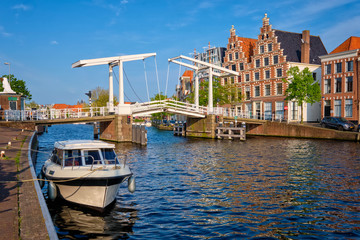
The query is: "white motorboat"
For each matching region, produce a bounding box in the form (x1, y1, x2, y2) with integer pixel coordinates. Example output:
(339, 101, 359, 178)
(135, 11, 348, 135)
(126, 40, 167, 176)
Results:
(41, 140, 135, 209)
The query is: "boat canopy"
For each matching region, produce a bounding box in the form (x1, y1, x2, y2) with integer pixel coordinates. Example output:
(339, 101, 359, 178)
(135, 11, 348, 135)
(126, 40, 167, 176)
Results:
(54, 140, 115, 150)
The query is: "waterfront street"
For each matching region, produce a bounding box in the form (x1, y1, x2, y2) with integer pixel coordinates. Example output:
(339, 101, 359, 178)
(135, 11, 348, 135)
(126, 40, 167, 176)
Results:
(0, 127, 49, 240)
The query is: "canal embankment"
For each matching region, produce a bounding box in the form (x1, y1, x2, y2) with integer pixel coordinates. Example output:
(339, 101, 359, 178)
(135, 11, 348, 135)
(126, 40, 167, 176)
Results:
(0, 126, 57, 240)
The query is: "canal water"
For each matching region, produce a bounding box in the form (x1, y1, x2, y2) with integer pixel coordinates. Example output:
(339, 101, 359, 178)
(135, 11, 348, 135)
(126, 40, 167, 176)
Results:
(35, 124, 360, 239)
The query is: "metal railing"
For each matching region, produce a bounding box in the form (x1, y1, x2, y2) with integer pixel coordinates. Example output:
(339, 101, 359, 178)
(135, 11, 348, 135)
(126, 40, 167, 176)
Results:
(1, 107, 109, 121)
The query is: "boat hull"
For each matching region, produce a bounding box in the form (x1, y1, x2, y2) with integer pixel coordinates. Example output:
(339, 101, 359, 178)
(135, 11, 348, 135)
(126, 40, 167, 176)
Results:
(46, 175, 130, 209)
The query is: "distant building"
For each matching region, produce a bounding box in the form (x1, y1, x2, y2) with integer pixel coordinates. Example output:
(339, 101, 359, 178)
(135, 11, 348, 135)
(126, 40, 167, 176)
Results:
(221, 14, 327, 122)
(176, 70, 193, 102)
(0, 77, 25, 111)
(319, 36, 360, 123)
(194, 45, 226, 79)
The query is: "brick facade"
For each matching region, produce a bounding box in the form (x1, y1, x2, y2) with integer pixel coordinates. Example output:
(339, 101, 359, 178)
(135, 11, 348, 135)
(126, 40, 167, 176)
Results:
(221, 14, 327, 122)
(319, 37, 360, 123)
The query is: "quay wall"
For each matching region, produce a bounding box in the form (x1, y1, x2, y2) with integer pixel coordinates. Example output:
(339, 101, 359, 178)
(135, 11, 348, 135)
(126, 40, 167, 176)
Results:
(246, 121, 360, 141)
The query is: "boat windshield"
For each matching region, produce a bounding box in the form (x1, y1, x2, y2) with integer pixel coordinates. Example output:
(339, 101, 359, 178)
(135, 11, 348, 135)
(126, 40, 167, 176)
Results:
(102, 148, 119, 165)
(64, 150, 82, 166)
(84, 150, 102, 165)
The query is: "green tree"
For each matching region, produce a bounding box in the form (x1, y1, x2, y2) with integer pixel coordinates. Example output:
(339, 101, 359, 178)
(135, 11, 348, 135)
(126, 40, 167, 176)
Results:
(90, 86, 118, 107)
(0, 74, 32, 100)
(150, 92, 171, 120)
(26, 101, 39, 109)
(283, 66, 321, 123)
(187, 77, 242, 106)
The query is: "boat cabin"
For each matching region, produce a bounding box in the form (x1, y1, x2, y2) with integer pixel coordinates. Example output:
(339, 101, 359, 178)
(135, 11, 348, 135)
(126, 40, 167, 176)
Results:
(50, 140, 120, 168)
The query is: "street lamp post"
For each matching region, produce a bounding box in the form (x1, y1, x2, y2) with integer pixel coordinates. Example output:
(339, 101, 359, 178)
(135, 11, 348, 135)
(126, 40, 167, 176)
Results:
(4, 62, 10, 83)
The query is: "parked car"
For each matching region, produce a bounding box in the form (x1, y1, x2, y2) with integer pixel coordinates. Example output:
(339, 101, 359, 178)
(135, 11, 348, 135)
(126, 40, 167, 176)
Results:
(320, 117, 355, 131)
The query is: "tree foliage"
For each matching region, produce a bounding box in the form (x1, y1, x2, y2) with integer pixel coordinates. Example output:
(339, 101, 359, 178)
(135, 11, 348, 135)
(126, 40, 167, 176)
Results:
(90, 86, 118, 107)
(187, 77, 242, 106)
(283, 66, 321, 123)
(0, 74, 32, 100)
(150, 92, 171, 120)
(26, 101, 39, 109)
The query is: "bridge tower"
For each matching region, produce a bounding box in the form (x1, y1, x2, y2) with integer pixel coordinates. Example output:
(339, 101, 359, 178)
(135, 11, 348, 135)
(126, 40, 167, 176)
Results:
(72, 53, 156, 142)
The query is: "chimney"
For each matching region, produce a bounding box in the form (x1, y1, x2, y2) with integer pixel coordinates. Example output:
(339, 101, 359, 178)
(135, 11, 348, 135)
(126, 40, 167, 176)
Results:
(301, 30, 310, 64)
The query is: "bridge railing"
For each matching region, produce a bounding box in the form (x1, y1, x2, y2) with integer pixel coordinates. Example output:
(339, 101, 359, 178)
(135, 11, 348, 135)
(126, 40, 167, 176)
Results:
(213, 107, 285, 122)
(1, 107, 109, 121)
(131, 99, 208, 115)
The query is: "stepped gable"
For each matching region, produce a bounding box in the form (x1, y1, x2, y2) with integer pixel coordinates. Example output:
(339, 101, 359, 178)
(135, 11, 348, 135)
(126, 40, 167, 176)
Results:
(330, 36, 360, 54)
(274, 30, 327, 64)
(237, 36, 257, 63)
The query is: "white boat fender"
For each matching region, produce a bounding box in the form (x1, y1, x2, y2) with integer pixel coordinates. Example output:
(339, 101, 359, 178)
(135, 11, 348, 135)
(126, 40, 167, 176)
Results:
(128, 176, 135, 193)
(37, 171, 45, 189)
(48, 181, 57, 201)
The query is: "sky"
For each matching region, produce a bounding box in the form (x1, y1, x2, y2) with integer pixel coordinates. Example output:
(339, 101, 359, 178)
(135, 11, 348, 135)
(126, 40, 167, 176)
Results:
(0, 0, 359, 105)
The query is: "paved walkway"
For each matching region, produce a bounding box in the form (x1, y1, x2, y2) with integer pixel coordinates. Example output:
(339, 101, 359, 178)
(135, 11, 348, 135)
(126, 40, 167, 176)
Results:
(0, 127, 49, 240)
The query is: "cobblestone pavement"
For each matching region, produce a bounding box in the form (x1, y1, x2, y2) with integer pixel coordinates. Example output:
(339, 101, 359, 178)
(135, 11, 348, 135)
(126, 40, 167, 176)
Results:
(0, 127, 49, 240)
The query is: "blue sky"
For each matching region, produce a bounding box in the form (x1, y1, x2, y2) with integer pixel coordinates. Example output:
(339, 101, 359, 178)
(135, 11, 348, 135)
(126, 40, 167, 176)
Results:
(0, 0, 359, 105)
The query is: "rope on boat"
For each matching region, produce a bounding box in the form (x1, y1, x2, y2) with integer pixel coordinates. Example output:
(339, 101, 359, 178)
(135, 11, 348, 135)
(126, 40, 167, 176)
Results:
(0, 167, 105, 184)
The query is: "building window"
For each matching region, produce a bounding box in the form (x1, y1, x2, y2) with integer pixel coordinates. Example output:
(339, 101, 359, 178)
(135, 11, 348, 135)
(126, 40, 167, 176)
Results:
(246, 74, 250, 81)
(277, 68, 282, 77)
(334, 100, 341, 117)
(346, 61, 353, 72)
(239, 63, 244, 71)
(229, 54, 232, 61)
(232, 64, 236, 71)
(276, 83, 282, 95)
(245, 87, 250, 100)
(265, 70, 270, 79)
(9, 101, 17, 110)
(231, 77, 235, 84)
(264, 57, 269, 66)
(268, 44, 272, 52)
(264, 102, 272, 120)
(345, 99, 353, 117)
(335, 62, 342, 73)
(325, 64, 331, 74)
(273, 55, 278, 64)
(255, 86, 260, 97)
(312, 72, 317, 81)
(256, 59, 260, 68)
(238, 76, 241, 82)
(275, 101, 284, 120)
(265, 84, 270, 96)
(224, 78, 228, 85)
(324, 79, 331, 93)
(346, 76, 353, 92)
(235, 52, 239, 59)
(260, 45, 264, 53)
(291, 101, 298, 120)
(255, 72, 260, 80)
(335, 77, 342, 93)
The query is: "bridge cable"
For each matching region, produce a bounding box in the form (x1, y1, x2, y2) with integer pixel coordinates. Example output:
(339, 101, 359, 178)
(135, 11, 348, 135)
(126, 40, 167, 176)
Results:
(112, 70, 133, 102)
(123, 67, 144, 102)
(154, 56, 162, 102)
(143, 59, 150, 102)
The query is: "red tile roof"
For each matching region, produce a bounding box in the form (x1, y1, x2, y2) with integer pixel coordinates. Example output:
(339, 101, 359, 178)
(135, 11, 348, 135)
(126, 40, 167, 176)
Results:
(52, 104, 83, 109)
(237, 36, 257, 62)
(182, 70, 193, 83)
(330, 36, 360, 54)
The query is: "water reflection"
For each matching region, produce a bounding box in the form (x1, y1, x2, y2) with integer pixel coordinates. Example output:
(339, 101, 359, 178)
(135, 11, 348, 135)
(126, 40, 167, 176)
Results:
(36, 125, 360, 239)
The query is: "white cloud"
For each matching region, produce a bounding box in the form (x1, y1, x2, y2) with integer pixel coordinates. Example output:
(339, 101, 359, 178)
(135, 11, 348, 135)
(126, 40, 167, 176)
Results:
(50, 40, 59, 45)
(321, 15, 360, 51)
(12, 4, 31, 11)
(0, 26, 11, 37)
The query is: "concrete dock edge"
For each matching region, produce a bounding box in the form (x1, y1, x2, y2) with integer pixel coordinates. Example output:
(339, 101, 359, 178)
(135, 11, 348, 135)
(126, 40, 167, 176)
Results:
(28, 132, 58, 240)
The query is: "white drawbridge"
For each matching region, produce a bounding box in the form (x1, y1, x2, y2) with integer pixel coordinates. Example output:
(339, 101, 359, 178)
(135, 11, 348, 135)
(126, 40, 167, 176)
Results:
(72, 53, 239, 118)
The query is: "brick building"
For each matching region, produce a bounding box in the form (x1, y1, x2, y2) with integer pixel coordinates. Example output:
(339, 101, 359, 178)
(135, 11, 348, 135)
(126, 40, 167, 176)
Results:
(222, 14, 327, 122)
(319, 36, 360, 123)
(176, 70, 193, 102)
